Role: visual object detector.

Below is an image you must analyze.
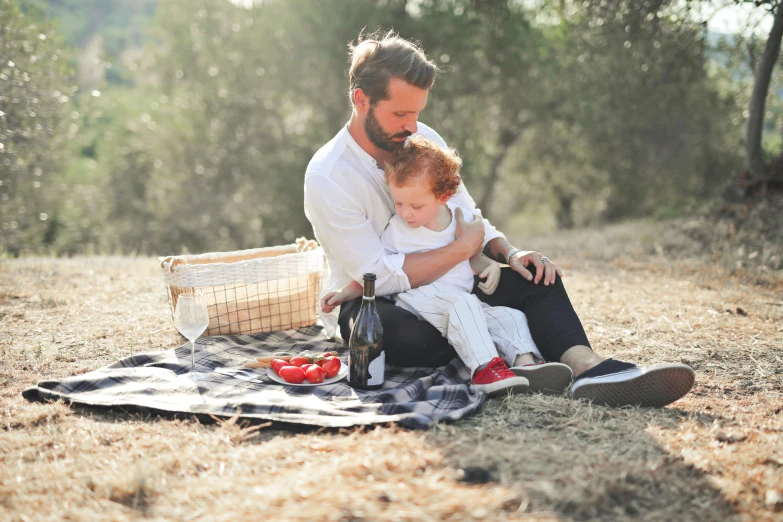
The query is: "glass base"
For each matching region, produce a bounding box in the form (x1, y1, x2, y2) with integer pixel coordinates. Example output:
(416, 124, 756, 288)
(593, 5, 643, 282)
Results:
(179, 371, 208, 381)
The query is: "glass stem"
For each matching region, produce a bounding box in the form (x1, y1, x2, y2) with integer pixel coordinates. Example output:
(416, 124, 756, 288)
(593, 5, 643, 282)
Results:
(191, 340, 196, 371)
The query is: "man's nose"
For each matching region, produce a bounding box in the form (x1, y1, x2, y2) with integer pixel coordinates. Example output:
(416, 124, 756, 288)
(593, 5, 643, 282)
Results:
(402, 117, 417, 135)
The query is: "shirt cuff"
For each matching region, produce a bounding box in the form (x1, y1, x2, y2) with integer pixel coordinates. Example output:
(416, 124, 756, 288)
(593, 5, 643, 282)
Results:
(483, 230, 506, 249)
(380, 252, 411, 295)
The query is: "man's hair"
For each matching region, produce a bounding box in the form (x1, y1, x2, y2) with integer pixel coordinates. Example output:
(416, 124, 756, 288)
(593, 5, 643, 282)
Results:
(348, 29, 438, 107)
(384, 136, 462, 199)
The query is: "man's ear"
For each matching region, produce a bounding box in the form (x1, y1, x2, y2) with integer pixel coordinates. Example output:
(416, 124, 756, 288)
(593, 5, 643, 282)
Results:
(353, 88, 370, 113)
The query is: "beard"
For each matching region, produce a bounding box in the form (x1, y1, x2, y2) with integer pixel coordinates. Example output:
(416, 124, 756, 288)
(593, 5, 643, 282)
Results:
(364, 106, 412, 152)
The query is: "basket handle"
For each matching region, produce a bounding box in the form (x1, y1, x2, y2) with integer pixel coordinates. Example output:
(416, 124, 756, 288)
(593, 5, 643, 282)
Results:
(296, 237, 319, 252)
(160, 256, 187, 272)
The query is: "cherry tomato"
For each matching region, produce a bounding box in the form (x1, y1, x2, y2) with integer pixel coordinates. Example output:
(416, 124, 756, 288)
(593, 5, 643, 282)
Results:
(320, 356, 341, 378)
(288, 356, 310, 367)
(271, 359, 288, 374)
(305, 365, 326, 384)
(278, 366, 306, 384)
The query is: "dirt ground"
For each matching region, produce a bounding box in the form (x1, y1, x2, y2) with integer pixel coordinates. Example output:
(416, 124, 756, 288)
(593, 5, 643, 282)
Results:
(1, 220, 781, 521)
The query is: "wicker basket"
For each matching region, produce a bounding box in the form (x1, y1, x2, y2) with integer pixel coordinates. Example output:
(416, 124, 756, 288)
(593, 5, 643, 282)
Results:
(159, 238, 325, 336)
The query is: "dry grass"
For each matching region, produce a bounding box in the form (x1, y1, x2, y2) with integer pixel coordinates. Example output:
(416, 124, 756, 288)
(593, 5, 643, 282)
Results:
(1, 221, 781, 521)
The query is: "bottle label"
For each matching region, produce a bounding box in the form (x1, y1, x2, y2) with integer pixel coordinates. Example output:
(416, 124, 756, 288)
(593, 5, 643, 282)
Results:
(367, 350, 385, 386)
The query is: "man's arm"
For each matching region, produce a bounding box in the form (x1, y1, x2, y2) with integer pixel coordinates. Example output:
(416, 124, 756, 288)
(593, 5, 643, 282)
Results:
(484, 236, 515, 265)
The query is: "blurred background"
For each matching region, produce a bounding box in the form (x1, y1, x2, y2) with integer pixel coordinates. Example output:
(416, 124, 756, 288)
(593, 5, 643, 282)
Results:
(1, 0, 781, 259)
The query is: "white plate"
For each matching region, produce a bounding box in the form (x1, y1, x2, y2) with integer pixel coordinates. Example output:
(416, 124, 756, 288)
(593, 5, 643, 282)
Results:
(266, 364, 348, 387)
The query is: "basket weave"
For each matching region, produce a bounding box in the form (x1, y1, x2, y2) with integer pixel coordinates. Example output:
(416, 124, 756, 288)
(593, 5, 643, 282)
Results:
(159, 238, 325, 336)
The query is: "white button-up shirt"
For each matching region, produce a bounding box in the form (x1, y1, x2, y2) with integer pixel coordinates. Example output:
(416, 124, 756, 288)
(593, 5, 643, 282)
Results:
(303, 122, 504, 298)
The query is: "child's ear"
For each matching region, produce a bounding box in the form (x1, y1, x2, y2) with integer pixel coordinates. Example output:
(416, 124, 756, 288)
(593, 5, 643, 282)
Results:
(438, 193, 451, 205)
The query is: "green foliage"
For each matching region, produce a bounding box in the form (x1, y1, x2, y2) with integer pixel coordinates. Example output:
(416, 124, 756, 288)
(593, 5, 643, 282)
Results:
(552, 0, 742, 220)
(34, 0, 158, 86)
(0, 0, 76, 254)
(93, 0, 417, 254)
(1, 0, 753, 254)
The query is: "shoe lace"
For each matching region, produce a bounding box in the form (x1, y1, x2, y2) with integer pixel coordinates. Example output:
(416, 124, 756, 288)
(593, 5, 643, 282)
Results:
(487, 358, 515, 379)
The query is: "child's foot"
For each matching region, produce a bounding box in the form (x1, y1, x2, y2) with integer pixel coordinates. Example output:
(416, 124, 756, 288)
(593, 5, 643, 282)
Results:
(510, 362, 574, 395)
(471, 357, 529, 397)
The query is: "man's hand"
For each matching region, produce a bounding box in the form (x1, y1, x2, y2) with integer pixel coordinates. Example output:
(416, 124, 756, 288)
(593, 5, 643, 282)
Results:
(509, 250, 563, 286)
(454, 207, 484, 259)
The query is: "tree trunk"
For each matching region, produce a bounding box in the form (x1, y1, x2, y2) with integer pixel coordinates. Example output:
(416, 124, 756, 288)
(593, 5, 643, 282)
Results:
(477, 127, 522, 220)
(555, 192, 575, 229)
(745, 5, 783, 192)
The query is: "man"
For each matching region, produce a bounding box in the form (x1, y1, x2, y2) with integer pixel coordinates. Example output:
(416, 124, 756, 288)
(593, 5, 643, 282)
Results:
(303, 31, 695, 407)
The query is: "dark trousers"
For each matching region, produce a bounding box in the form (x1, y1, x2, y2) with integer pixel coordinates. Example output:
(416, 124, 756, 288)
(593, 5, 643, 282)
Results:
(338, 266, 592, 367)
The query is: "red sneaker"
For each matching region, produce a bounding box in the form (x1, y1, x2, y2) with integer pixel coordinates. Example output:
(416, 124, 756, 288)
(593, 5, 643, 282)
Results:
(471, 357, 529, 397)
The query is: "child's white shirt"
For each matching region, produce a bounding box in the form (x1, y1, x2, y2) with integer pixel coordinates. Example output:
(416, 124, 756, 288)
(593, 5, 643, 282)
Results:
(380, 200, 475, 294)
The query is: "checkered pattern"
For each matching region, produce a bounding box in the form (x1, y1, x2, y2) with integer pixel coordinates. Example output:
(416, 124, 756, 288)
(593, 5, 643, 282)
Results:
(22, 325, 487, 429)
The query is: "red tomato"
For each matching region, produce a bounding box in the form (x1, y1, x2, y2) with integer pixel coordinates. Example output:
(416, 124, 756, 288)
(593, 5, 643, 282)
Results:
(271, 359, 288, 374)
(321, 356, 341, 378)
(288, 356, 310, 367)
(300, 364, 315, 373)
(278, 366, 306, 384)
(305, 365, 326, 384)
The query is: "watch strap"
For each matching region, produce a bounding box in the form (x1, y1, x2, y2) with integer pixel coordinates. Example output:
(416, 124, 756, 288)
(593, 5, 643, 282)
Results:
(505, 248, 521, 265)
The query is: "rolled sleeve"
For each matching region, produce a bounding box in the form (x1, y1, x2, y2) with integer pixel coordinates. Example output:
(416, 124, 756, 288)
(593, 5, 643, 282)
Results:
(381, 251, 407, 278)
(304, 175, 411, 296)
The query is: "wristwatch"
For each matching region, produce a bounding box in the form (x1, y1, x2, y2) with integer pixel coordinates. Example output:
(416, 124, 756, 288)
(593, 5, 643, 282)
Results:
(505, 248, 522, 265)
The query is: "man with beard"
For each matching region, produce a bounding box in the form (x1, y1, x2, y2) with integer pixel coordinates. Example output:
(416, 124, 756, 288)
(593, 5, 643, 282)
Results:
(303, 31, 695, 407)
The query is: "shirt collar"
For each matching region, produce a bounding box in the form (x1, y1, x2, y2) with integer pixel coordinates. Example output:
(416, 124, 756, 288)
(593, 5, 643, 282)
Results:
(342, 123, 381, 171)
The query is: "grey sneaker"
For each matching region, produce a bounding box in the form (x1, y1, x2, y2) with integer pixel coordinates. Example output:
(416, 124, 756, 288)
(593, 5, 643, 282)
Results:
(570, 359, 695, 407)
(510, 362, 574, 394)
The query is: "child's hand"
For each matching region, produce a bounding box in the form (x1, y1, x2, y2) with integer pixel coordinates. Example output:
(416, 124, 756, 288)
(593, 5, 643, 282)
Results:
(320, 291, 343, 314)
(320, 280, 363, 313)
(477, 260, 501, 295)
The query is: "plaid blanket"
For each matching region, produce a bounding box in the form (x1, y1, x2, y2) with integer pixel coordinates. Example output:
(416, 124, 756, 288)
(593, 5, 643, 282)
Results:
(22, 325, 486, 430)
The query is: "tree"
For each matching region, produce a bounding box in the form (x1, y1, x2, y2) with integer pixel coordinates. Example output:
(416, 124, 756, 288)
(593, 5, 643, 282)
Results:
(401, 0, 560, 221)
(540, 0, 740, 221)
(0, 0, 75, 254)
(96, 0, 411, 254)
(740, 0, 783, 196)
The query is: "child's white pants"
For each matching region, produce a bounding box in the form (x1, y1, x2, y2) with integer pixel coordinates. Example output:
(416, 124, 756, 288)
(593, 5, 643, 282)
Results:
(394, 282, 542, 374)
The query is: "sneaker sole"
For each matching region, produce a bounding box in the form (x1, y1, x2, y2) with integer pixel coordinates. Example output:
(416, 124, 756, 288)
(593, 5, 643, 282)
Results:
(570, 364, 695, 408)
(472, 376, 530, 397)
(510, 363, 574, 395)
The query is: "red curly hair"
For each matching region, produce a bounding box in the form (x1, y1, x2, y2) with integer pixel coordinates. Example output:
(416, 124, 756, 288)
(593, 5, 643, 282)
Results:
(383, 135, 462, 199)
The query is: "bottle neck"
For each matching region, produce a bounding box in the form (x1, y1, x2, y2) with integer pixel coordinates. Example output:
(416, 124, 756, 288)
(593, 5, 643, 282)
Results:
(363, 279, 376, 299)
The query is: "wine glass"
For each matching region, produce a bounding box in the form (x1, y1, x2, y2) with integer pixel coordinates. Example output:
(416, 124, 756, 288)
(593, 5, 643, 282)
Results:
(173, 290, 210, 378)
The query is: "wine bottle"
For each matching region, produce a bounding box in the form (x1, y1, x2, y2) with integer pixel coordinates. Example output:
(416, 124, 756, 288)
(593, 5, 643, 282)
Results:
(348, 273, 385, 389)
